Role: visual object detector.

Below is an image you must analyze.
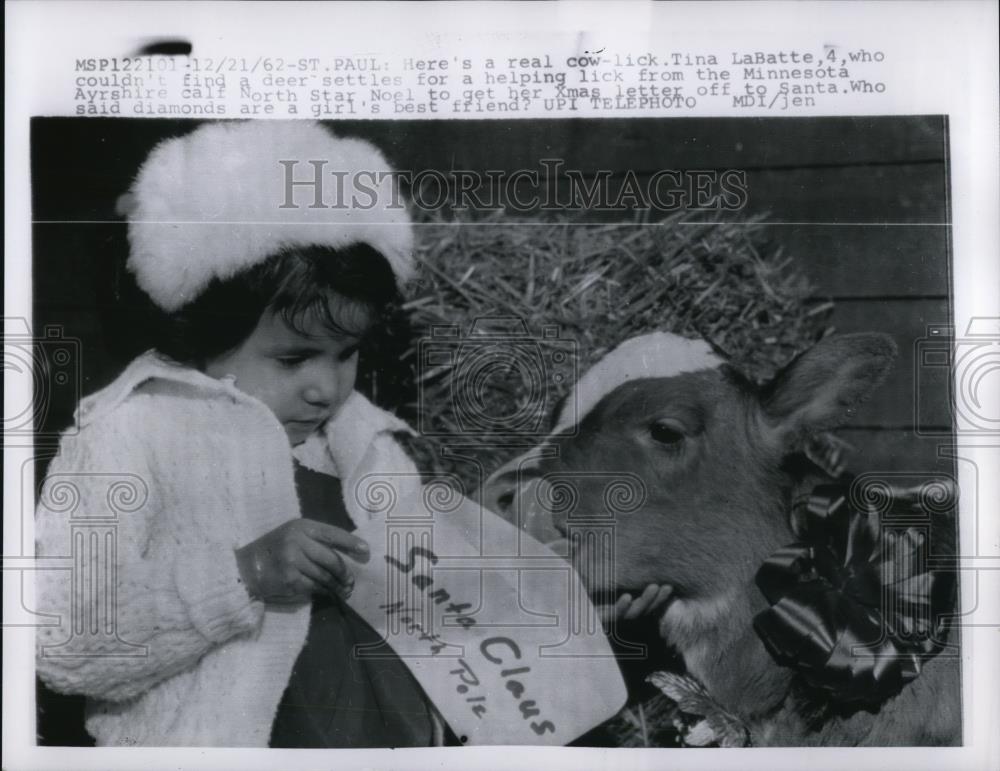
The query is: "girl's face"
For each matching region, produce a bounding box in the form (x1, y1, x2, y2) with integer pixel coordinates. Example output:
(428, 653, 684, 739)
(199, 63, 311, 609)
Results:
(203, 308, 361, 446)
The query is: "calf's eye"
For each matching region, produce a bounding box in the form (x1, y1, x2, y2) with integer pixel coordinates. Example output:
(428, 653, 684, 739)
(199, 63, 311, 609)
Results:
(650, 420, 685, 446)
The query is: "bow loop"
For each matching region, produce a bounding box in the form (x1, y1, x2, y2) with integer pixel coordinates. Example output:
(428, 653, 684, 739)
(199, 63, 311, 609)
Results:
(753, 476, 956, 705)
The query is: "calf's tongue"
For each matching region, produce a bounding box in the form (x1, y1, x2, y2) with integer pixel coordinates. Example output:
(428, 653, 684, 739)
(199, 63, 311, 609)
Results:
(514, 477, 565, 545)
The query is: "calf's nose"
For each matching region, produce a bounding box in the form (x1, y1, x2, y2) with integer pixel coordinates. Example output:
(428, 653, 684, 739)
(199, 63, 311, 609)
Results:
(479, 468, 522, 520)
(479, 450, 563, 544)
(479, 450, 541, 519)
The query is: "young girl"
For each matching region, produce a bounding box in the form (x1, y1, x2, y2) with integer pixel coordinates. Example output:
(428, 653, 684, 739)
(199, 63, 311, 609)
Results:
(34, 121, 440, 747)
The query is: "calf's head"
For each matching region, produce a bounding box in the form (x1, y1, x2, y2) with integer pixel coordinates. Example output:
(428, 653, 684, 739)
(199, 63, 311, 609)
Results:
(481, 332, 897, 683)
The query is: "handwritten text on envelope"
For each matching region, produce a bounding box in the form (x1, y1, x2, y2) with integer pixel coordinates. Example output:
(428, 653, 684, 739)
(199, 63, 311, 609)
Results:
(344, 471, 628, 746)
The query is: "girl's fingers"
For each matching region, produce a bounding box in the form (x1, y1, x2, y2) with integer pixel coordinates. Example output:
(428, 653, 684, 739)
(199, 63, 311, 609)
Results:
(596, 594, 631, 625)
(305, 521, 370, 562)
(624, 584, 660, 620)
(652, 584, 674, 608)
(594, 585, 675, 625)
(269, 574, 324, 604)
(300, 539, 354, 587)
(614, 594, 633, 619)
(296, 555, 343, 597)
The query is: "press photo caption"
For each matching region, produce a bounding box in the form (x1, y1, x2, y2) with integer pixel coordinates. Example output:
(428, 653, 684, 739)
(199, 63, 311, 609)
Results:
(74, 47, 892, 118)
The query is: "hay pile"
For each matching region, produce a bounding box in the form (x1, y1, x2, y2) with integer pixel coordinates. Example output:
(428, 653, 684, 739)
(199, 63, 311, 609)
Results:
(396, 209, 833, 489)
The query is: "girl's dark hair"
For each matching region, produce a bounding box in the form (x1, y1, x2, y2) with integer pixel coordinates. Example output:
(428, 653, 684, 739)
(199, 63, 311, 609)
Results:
(149, 242, 401, 365)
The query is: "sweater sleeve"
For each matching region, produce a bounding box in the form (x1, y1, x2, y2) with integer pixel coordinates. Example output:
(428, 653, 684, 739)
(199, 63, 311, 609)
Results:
(34, 409, 265, 702)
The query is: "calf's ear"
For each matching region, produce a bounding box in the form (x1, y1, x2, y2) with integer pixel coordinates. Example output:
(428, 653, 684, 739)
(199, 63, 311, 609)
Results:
(760, 333, 897, 446)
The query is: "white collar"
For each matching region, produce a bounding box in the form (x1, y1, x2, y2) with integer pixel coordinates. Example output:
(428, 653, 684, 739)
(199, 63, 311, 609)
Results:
(75, 350, 260, 428)
(75, 350, 415, 485)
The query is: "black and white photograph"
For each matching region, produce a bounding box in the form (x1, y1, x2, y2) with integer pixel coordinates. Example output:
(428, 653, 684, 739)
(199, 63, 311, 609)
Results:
(5, 2, 999, 770)
(25, 112, 962, 748)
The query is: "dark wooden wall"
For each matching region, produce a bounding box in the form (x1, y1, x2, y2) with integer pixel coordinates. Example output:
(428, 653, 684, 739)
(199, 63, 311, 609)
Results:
(32, 116, 952, 475)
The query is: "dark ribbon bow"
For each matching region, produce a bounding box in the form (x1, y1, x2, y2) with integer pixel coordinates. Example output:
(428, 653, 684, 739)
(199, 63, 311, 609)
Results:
(752, 479, 957, 705)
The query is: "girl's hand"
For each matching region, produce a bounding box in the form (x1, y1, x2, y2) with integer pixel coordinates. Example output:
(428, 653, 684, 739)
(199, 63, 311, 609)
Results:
(598, 584, 674, 626)
(235, 519, 370, 604)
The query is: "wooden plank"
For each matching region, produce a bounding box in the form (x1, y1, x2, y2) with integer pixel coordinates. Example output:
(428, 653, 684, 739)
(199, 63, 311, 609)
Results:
(31, 116, 948, 224)
(395, 162, 948, 228)
(32, 225, 122, 310)
(31, 118, 202, 222)
(778, 225, 951, 298)
(838, 427, 957, 475)
(350, 115, 948, 173)
(733, 163, 948, 224)
(390, 143, 951, 231)
(828, 297, 952, 430)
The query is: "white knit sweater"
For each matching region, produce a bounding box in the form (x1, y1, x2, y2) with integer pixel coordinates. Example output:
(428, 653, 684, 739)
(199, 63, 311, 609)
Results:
(34, 351, 416, 747)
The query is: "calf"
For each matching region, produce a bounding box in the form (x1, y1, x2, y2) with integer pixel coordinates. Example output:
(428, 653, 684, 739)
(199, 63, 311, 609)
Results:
(480, 332, 960, 746)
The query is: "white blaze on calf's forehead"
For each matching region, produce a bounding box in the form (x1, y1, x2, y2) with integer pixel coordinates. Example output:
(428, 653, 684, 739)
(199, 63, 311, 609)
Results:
(553, 332, 723, 433)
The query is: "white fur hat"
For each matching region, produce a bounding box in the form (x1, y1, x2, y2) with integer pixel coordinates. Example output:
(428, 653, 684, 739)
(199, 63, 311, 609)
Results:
(121, 121, 415, 311)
